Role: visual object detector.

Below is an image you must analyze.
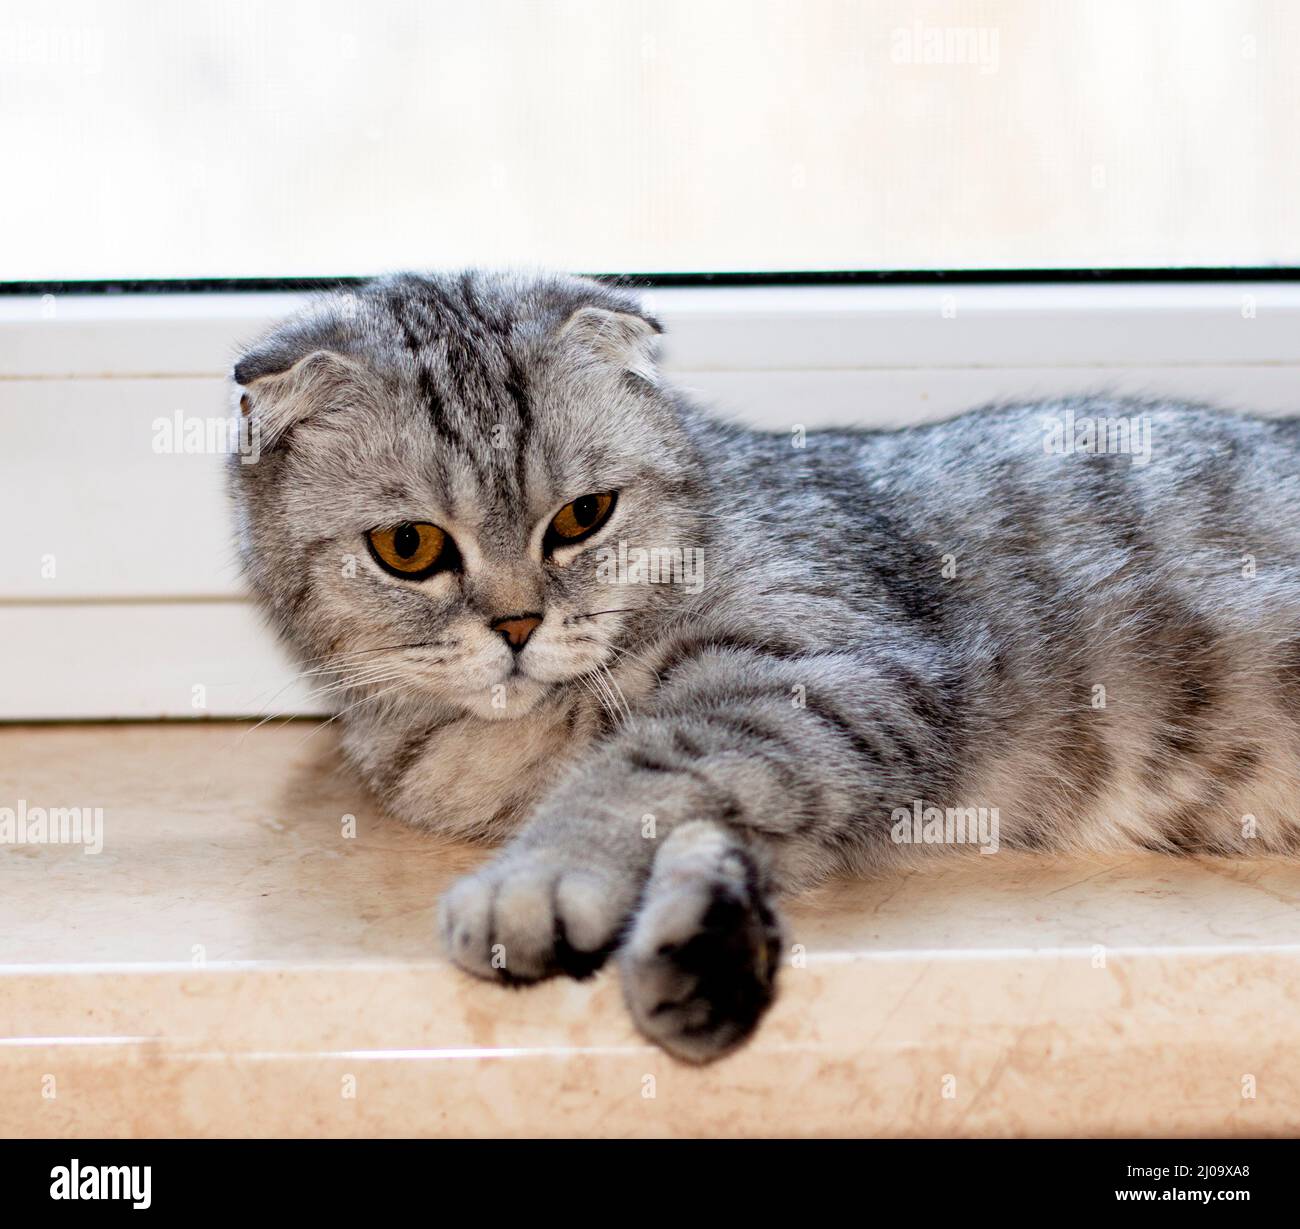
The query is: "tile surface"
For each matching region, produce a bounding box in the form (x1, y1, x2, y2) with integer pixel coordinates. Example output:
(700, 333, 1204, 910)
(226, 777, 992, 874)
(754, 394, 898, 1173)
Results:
(2, 722, 1299, 1137)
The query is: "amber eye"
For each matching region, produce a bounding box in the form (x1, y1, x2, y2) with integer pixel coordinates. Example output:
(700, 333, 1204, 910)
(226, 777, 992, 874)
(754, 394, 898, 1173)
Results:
(365, 522, 455, 579)
(544, 492, 617, 551)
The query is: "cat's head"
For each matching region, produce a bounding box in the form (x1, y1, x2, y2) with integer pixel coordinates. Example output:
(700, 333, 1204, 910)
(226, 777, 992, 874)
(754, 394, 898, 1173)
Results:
(228, 271, 704, 721)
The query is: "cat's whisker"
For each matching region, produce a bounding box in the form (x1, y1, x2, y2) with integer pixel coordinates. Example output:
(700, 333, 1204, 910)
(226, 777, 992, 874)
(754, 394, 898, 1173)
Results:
(297, 639, 454, 669)
(300, 642, 427, 667)
(314, 673, 408, 699)
(586, 667, 617, 722)
(239, 663, 393, 725)
(237, 670, 368, 739)
(238, 671, 318, 734)
(598, 662, 633, 722)
(292, 679, 415, 748)
(600, 639, 666, 687)
(570, 608, 635, 623)
(237, 708, 301, 741)
(239, 667, 414, 741)
(301, 653, 417, 678)
(574, 670, 619, 728)
(314, 662, 411, 688)
(282, 667, 408, 705)
(583, 662, 630, 726)
(250, 647, 413, 718)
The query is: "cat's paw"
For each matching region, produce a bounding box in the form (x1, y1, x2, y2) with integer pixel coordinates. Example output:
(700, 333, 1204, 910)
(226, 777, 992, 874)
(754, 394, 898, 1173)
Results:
(618, 822, 783, 1064)
(438, 848, 638, 984)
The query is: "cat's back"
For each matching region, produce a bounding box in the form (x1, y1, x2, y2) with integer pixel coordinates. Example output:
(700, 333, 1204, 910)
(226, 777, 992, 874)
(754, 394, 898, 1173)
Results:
(679, 395, 1300, 645)
(697, 395, 1300, 565)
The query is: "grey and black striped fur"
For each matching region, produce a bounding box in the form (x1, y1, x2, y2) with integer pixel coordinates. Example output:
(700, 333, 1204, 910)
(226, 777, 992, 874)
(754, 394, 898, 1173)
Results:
(229, 270, 1300, 1062)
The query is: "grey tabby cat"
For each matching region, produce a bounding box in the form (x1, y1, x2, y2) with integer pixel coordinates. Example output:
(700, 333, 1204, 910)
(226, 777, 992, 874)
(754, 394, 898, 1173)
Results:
(229, 270, 1300, 1062)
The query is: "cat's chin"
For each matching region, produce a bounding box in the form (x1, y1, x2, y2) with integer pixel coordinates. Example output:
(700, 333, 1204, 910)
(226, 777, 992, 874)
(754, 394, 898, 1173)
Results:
(456, 674, 553, 721)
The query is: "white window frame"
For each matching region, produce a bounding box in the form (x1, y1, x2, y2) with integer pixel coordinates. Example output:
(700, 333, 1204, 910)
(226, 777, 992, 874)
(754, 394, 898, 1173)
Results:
(4, 280, 1300, 377)
(3, 280, 1299, 720)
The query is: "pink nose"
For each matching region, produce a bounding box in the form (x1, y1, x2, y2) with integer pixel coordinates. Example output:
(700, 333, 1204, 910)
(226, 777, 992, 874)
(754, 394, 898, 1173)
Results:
(491, 614, 542, 650)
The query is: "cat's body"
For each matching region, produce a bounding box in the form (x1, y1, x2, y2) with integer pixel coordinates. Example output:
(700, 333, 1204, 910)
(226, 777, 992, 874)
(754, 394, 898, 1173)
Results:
(230, 271, 1300, 1061)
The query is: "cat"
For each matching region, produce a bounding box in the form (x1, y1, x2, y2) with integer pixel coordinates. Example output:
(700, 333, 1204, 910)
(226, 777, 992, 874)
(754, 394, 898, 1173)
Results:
(229, 269, 1300, 1063)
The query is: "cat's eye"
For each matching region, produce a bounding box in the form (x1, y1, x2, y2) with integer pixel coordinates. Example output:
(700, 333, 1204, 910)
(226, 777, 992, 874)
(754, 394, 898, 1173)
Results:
(366, 522, 456, 579)
(544, 491, 617, 552)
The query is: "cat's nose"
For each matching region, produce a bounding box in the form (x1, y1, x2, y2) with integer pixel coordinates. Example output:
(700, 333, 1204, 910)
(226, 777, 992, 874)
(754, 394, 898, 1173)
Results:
(491, 613, 542, 651)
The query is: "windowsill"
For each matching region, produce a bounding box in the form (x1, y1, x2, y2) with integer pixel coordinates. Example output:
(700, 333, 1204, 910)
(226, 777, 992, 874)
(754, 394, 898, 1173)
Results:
(2, 721, 1298, 1137)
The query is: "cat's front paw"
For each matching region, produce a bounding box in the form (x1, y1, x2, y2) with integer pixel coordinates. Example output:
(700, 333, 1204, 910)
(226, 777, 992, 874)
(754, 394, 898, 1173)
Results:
(619, 822, 784, 1064)
(438, 847, 638, 984)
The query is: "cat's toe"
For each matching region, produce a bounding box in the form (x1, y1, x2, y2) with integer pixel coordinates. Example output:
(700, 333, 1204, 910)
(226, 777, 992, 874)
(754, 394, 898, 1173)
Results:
(438, 852, 635, 984)
(618, 840, 783, 1064)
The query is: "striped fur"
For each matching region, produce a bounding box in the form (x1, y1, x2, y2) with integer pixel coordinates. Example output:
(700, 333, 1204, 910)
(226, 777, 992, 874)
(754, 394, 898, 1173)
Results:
(230, 270, 1300, 1061)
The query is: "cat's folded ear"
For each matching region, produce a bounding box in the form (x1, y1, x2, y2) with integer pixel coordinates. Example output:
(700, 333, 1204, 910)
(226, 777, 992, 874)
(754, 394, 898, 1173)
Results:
(557, 304, 664, 386)
(232, 315, 374, 450)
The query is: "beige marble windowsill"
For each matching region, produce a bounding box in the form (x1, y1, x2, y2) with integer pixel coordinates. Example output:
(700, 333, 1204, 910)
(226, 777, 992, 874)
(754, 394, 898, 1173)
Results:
(2, 722, 1298, 1138)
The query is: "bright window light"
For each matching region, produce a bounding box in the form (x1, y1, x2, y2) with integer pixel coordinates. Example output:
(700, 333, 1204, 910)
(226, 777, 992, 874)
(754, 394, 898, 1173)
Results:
(2, 0, 1297, 281)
